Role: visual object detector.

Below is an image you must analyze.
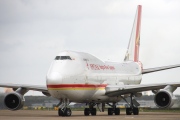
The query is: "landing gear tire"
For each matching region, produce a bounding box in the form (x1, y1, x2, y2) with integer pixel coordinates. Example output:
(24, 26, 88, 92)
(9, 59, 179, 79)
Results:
(84, 108, 90, 116)
(58, 108, 72, 117)
(133, 108, 139, 115)
(84, 108, 97, 116)
(126, 108, 139, 115)
(91, 108, 97, 116)
(115, 108, 120, 115)
(108, 108, 113, 115)
(58, 108, 63, 116)
(64, 108, 72, 116)
(126, 108, 132, 115)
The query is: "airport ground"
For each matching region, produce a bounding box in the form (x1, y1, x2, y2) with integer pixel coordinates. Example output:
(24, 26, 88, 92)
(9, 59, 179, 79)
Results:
(0, 110, 180, 120)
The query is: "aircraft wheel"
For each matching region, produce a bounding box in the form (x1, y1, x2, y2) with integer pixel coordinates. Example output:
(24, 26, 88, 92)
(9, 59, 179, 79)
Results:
(108, 108, 113, 115)
(58, 108, 63, 116)
(115, 108, 120, 115)
(91, 108, 97, 116)
(84, 108, 90, 116)
(133, 108, 139, 115)
(126, 108, 132, 115)
(58, 108, 72, 116)
(64, 108, 72, 116)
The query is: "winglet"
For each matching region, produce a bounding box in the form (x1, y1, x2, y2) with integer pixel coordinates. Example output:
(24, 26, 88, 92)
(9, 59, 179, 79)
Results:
(124, 5, 142, 62)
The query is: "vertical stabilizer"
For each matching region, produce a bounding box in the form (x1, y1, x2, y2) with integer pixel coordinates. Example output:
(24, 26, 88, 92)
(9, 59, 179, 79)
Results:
(124, 5, 142, 62)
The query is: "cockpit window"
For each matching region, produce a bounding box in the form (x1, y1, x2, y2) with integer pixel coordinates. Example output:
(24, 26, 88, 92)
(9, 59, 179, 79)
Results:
(55, 56, 72, 60)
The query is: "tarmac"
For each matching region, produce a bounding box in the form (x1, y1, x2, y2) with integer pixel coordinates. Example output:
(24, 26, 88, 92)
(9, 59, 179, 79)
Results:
(0, 110, 180, 120)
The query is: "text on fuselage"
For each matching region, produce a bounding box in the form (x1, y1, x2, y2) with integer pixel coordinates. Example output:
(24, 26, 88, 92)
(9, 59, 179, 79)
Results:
(90, 64, 115, 70)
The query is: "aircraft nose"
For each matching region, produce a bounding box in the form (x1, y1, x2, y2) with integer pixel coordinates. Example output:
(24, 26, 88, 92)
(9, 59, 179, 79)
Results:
(46, 72, 63, 84)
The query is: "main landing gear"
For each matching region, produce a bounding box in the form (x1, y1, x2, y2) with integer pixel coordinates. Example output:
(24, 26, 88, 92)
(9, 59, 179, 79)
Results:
(57, 98, 72, 117)
(84, 103, 97, 116)
(123, 94, 139, 115)
(107, 103, 120, 115)
(84, 102, 120, 116)
(57, 95, 139, 117)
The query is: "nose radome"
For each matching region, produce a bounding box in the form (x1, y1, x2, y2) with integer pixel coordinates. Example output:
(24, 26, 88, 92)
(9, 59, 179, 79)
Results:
(46, 72, 63, 84)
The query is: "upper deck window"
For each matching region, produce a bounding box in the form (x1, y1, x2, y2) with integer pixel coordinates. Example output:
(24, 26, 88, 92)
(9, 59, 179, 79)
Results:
(55, 56, 72, 60)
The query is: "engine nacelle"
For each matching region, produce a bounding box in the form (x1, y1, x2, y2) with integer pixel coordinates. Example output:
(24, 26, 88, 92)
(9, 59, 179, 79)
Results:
(154, 90, 176, 108)
(4, 92, 25, 110)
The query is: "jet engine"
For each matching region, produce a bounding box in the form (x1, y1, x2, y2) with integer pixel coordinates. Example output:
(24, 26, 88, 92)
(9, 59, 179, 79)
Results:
(154, 89, 176, 108)
(4, 92, 25, 110)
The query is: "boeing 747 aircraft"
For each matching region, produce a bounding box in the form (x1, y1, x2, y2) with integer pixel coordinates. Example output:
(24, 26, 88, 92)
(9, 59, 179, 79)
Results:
(1, 5, 180, 116)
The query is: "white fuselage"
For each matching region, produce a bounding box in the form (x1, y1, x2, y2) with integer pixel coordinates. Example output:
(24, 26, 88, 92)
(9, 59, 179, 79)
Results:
(46, 51, 142, 103)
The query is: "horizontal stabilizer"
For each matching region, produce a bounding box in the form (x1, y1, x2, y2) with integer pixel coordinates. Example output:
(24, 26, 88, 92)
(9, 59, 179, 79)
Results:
(142, 64, 180, 74)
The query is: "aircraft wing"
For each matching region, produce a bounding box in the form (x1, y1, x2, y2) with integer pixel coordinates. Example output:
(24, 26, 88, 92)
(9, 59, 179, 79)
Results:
(0, 83, 48, 92)
(105, 83, 180, 97)
(142, 64, 180, 74)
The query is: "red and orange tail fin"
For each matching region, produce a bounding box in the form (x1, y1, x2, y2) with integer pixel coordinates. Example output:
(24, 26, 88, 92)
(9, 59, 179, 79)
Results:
(124, 5, 142, 62)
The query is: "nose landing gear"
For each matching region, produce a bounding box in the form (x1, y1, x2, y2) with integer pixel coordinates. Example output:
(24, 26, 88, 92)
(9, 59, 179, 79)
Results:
(57, 98, 72, 117)
(58, 108, 72, 116)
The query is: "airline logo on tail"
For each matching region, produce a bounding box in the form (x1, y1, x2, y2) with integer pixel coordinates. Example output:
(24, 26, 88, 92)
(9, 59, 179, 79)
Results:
(124, 5, 142, 62)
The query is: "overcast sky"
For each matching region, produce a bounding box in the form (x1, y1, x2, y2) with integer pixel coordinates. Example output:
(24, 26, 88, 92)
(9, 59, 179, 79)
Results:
(0, 0, 180, 95)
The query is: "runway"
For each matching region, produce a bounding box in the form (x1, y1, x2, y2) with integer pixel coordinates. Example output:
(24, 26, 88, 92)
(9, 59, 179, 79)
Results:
(0, 110, 180, 120)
